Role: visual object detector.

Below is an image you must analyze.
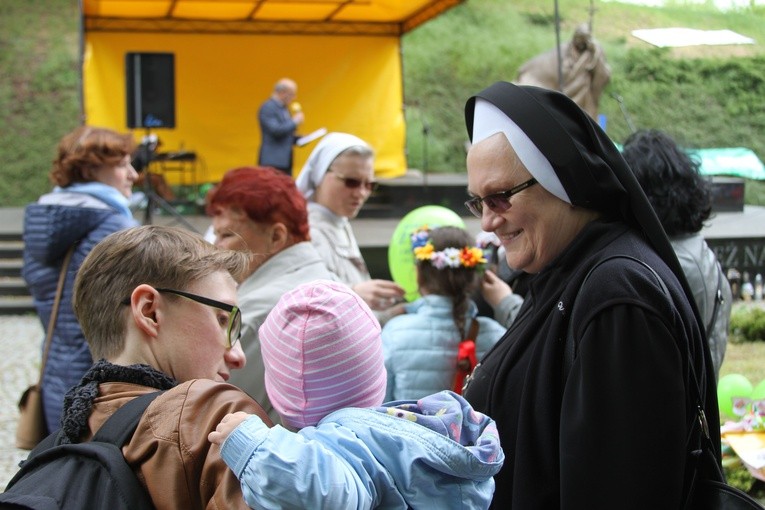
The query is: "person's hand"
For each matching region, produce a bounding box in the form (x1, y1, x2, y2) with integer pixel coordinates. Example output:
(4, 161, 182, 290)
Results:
(481, 269, 512, 308)
(292, 111, 305, 125)
(208, 411, 251, 446)
(353, 279, 405, 311)
(375, 302, 408, 326)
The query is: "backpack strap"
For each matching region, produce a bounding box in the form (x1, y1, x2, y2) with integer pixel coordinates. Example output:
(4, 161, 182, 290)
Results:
(705, 266, 724, 337)
(7, 391, 165, 496)
(92, 391, 164, 446)
(26, 391, 164, 459)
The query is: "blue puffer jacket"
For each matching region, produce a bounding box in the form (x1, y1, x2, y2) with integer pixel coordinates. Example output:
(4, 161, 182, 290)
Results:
(222, 391, 505, 509)
(22, 192, 137, 433)
(382, 295, 507, 401)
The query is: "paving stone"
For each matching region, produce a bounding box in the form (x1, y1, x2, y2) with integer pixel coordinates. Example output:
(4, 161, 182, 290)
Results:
(0, 315, 43, 490)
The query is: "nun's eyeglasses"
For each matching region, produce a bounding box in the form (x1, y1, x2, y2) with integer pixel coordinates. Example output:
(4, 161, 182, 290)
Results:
(328, 170, 378, 192)
(464, 178, 538, 218)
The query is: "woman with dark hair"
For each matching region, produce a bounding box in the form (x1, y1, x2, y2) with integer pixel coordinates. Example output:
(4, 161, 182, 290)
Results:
(460, 82, 719, 508)
(622, 129, 732, 379)
(205, 166, 333, 423)
(381, 226, 505, 401)
(22, 125, 139, 434)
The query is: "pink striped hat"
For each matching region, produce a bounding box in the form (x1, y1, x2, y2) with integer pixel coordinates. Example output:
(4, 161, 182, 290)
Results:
(259, 280, 386, 429)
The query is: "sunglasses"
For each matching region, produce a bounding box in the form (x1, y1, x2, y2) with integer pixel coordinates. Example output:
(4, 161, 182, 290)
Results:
(328, 170, 378, 192)
(121, 288, 242, 349)
(464, 178, 538, 218)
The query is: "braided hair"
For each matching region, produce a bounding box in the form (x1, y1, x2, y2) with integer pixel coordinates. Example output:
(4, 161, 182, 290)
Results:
(415, 226, 482, 337)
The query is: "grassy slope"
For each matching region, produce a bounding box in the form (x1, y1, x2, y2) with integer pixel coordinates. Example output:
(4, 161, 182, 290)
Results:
(1, 0, 764, 205)
(0, 0, 81, 206)
(402, 0, 765, 205)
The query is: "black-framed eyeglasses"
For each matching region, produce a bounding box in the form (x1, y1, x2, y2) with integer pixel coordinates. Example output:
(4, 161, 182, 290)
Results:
(464, 178, 538, 218)
(121, 288, 242, 349)
(328, 169, 378, 192)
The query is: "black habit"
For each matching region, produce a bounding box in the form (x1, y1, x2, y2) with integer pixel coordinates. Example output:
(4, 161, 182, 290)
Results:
(462, 82, 719, 509)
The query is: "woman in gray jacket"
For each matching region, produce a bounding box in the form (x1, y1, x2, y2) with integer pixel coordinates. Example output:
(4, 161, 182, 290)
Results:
(622, 129, 732, 379)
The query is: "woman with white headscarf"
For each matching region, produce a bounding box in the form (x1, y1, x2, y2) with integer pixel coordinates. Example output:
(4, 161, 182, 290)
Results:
(296, 132, 404, 312)
(460, 82, 720, 508)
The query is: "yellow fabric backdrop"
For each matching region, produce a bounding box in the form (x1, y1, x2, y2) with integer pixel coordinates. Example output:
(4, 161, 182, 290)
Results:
(83, 32, 406, 183)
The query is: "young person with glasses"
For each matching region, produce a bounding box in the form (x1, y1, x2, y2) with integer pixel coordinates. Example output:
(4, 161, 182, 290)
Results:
(205, 166, 334, 424)
(56, 225, 272, 509)
(295, 132, 405, 317)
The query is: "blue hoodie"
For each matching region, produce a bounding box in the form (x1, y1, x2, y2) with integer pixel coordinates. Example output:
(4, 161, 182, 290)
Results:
(221, 391, 504, 509)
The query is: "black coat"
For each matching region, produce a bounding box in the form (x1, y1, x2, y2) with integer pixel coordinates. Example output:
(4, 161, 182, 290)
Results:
(464, 220, 715, 509)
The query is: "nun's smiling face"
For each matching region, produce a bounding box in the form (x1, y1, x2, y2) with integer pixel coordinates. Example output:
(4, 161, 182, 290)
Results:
(467, 133, 593, 273)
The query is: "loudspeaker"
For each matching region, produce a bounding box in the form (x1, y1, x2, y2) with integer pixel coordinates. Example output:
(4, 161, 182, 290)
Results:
(126, 52, 175, 129)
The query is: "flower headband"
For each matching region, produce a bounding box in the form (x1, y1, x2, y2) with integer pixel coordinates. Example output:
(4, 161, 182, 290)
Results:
(411, 226, 487, 270)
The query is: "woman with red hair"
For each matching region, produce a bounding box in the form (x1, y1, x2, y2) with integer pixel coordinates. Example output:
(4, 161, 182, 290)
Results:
(206, 166, 333, 423)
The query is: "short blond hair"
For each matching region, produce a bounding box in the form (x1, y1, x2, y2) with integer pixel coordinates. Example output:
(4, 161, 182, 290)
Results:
(73, 225, 250, 359)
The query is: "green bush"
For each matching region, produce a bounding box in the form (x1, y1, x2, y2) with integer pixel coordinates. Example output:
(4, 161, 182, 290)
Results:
(730, 307, 765, 344)
(724, 460, 756, 494)
(605, 50, 765, 159)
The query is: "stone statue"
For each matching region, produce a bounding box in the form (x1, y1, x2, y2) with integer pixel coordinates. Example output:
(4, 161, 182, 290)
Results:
(516, 23, 611, 120)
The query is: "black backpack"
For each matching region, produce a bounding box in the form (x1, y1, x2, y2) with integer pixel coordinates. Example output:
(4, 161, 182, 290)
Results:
(1, 391, 162, 510)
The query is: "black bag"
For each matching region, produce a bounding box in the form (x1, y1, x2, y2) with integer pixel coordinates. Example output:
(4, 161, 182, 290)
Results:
(689, 451, 765, 509)
(563, 255, 764, 510)
(1, 391, 162, 510)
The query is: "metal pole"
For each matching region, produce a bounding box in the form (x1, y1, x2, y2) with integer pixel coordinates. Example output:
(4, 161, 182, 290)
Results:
(554, 0, 563, 92)
(422, 114, 429, 191)
(77, 0, 85, 123)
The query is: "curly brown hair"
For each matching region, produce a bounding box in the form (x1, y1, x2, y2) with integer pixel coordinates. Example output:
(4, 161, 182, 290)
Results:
(622, 129, 712, 236)
(50, 126, 135, 187)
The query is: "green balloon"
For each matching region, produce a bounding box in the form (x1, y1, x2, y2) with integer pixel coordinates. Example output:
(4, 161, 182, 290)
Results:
(387, 206, 465, 302)
(717, 373, 753, 420)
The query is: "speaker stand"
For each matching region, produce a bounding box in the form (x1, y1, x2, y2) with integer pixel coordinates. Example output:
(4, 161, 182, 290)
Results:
(142, 179, 198, 233)
(139, 130, 198, 233)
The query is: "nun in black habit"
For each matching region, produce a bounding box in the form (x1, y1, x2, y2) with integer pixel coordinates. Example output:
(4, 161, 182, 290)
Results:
(461, 82, 720, 509)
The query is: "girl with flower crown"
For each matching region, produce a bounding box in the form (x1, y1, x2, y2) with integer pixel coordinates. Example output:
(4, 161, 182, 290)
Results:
(382, 226, 507, 401)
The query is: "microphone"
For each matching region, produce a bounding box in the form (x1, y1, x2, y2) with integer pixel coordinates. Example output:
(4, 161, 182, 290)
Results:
(290, 102, 302, 114)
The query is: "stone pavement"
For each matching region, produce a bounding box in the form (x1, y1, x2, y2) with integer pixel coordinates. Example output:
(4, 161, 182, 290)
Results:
(0, 314, 43, 490)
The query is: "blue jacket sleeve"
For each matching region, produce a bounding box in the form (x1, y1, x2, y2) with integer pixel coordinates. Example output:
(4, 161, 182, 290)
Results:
(220, 417, 376, 510)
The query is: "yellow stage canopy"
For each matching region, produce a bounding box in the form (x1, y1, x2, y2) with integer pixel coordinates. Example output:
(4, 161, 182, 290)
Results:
(80, 0, 464, 183)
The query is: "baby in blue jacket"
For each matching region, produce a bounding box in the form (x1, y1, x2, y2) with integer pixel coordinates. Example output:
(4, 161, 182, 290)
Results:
(209, 279, 504, 509)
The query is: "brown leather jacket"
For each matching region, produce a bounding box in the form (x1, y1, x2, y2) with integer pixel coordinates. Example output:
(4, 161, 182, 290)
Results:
(85, 379, 272, 510)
